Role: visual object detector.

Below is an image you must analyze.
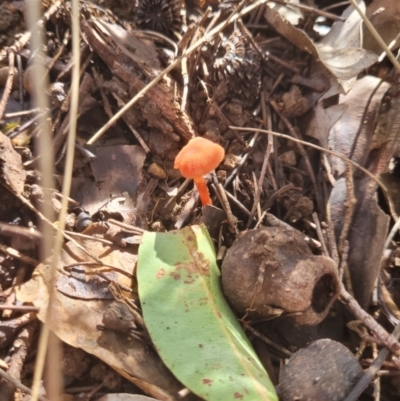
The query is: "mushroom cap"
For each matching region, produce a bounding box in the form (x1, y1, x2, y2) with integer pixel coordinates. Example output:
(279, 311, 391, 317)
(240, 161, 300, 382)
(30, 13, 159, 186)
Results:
(174, 137, 225, 178)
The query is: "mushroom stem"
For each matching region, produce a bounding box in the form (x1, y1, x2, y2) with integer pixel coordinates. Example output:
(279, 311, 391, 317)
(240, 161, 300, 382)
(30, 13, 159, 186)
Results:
(194, 176, 212, 206)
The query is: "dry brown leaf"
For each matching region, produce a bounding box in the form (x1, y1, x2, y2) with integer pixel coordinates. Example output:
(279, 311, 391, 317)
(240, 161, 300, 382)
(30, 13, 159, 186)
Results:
(328, 76, 390, 176)
(327, 76, 396, 308)
(15, 224, 181, 401)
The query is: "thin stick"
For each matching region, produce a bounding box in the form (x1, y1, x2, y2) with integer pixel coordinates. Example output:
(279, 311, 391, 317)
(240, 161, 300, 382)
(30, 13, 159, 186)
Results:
(107, 218, 146, 234)
(25, 4, 56, 401)
(245, 324, 291, 357)
(340, 283, 400, 357)
(30, 1, 80, 398)
(311, 212, 329, 257)
(273, 0, 345, 21)
(180, 57, 189, 112)
(339, 166, 357, 250)
(63, 231, 114, 246)
(225, 190, 252, 216)
(123, 123, 150, 154)
(0, 305, 39, 311)
(212, 176, 237, 234)
(225, 129, 261, 187)
(0, 51, 15, 120)
(3, 108, 41, 119)
(0, 368, 49, 401)
(0, 222, 41, 240)
(0, 244, 39, 267)
(247, 93, 272, 227)
(247, 138, 272, 228)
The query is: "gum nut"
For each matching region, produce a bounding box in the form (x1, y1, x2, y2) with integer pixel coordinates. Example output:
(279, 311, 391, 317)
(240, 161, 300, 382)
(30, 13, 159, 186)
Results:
(277, 339, 363, 401)
(221, 226, 340, 325)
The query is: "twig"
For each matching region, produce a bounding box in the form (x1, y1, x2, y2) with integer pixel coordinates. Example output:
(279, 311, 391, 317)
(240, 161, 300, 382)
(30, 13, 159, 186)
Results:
(323, 1, 350, 12)
(224, 189, 252, 216)
(111, 93, 150, 153)
(372, 342, 381, 401)
(0, 244, 39, 267)
(0, 305, 39, 312)
(180, 56, 189, 112)
(63, 261, 133, 279)
(16, 53, 23, 112)
(0, 51, 15, 120)
(107, 219, 146, 234)
(244, 324, 292, 357)
(118, 117, 149, 152)
(225, 129, 261, 187)
(247, 139, 272, 228)
(311, 212, 329, 256)
(3, 108, 41, 119)
(212, 176, 237, 234)
(339, 240, 354, 296)
(0, 222, 41, 240)
(340, 283, 400, 357)
(63, 231, 114, 246)
(0, 367, 49, 401)
(30, 0, 81, 399)
(325, 194, 340, 265)
(273, 0, 345, 21)
(247, 93, 272, 227)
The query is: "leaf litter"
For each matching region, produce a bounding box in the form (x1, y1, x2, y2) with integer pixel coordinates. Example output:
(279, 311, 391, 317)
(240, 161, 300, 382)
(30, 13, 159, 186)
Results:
(1, 0, 400, 400)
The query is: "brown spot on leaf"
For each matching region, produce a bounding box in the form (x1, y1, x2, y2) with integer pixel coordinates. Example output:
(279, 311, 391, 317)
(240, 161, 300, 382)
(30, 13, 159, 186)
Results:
(202, 378, 213, 386)
(172, 231, 211, 276)
(234, 392, 243, 399)
(169, 272, 181, 280)
(156, 268, 165, 279)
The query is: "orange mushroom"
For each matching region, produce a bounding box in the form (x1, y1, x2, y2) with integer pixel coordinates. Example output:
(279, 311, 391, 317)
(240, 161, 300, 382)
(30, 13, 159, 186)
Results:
(174, 137, 225, 206)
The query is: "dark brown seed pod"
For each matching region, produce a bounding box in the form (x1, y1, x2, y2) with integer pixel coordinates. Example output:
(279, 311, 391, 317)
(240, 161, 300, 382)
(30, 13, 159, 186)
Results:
(221, 226, 340, 325)
(212, 28, 261, 101)
(277, 339, 363, 401)
(133, 0, 185, 37)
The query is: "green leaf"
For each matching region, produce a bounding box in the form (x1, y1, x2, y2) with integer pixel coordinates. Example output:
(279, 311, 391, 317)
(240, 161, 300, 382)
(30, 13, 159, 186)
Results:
(137, 225, 278, 401)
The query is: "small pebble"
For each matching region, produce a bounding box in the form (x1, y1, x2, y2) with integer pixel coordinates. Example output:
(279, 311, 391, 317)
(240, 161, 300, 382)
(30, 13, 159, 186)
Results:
(221, 153, 241, 171)
(148, 163, 167, 179)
